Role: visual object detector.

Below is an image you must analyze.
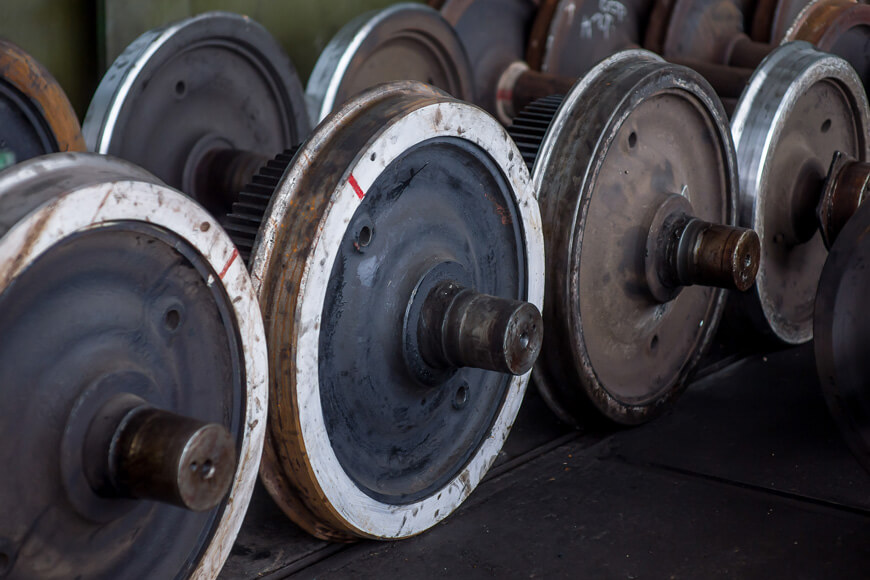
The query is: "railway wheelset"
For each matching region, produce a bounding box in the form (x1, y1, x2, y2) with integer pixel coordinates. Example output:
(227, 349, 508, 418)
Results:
(1, 0, 869, 577)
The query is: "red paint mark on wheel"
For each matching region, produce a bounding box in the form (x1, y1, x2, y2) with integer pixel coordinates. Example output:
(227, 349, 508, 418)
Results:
(349, 174, 365, 199)
(220, 248, 239, 279)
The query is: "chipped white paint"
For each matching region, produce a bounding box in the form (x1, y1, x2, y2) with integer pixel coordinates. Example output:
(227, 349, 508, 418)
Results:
(0, 154, 267, 578)
(255, 96, 544, 538)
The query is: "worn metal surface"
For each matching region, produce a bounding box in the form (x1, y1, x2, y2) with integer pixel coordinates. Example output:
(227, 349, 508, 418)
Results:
(0, 39, 85, 165)
(0, 153, 267, 579)
(730, 42, 870, 343)
(306, 3, 474, 125)
(815, 200, 870, 475)
(519, 51, 739, 426)
(250, 81, 544, 540)
(438, 0, 538, 116)
(528, 0, 655, 77)
(83, 12, 310, 217)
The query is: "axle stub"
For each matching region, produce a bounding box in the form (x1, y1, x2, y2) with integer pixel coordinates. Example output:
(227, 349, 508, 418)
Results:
(84, 394, 236, 512)
(417, 280, 543, 375)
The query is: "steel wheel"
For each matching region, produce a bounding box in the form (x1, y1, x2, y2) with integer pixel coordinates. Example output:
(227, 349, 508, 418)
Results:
(251, 82, 544, 540)
(0, 153, 267, 578)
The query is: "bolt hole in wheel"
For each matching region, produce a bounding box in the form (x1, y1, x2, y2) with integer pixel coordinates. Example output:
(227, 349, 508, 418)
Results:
(650, 334, 660, 352)
(174, 80, 186, 98)
(628, 131, 638, 148)
(357, 225, 373, 247)
(200, 459, 216, 480)
(519, 332, 530, 349)
(821, 118, 832, 133)
(453, 384, 470, 409)
(164, 308, 181, 331)
(0, 552, 9, 574)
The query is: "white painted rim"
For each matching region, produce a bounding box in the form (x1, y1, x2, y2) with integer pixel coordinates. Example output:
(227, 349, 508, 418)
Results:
(256, 97, 544, 538)
(0, 176, 268, 578)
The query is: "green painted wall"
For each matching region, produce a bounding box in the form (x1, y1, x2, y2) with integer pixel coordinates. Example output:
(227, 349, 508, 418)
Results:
(0, 0, 419, 116)
(0, 1, 99, 117)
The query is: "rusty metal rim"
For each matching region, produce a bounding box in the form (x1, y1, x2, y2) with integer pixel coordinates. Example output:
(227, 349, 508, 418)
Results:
(0, 153, 267, 579)
(731, 42, 870, 344)
(783, 0, 870, 49)
(304, 3, 474, 126)
(251, 81, 544, 540)
(529, 49, 735, 426)
(0, 40, 84, 154)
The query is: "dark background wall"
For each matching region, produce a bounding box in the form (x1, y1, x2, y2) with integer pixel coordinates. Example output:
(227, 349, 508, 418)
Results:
(0, 0, 412, 116)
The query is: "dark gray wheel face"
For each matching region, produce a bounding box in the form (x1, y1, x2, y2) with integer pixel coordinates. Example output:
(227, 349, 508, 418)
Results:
(442, 0, 537, 114)
(815, 200, 870, 475)
(84, 13, 309, 216)
(0, 79, 57, 164)
(0, 223, 245, 579)
(318, 137, 526, 504)
(538, 0, 654, 77)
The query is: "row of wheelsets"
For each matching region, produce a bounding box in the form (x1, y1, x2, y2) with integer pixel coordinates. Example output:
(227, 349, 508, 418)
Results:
(1, 0, 869, 577)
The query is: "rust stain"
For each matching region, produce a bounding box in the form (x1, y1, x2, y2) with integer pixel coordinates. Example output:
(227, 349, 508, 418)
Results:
(0, 40, 85, 153)
(1, 200, 57, 290)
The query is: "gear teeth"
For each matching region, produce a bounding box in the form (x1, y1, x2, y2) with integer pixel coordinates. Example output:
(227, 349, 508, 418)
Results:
(507, 95, 564, 172)
(224, 146, 300, 266)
